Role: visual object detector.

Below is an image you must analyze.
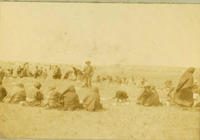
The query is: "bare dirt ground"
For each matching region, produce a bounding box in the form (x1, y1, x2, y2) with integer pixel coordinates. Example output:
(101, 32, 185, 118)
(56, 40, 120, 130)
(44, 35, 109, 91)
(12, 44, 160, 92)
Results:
(0, 75, 200, 140)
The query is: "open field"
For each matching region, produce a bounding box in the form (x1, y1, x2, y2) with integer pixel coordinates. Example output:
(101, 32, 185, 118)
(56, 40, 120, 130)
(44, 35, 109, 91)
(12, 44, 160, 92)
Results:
(0, 68, 200, 140)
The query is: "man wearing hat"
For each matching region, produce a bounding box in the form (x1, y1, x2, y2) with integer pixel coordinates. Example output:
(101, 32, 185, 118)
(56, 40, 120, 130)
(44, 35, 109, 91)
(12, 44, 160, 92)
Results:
(83, 61, 94, 88)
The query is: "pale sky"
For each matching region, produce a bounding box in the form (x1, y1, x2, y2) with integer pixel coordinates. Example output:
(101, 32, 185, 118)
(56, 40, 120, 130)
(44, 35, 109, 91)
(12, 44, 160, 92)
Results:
(0, 3, 200, 67)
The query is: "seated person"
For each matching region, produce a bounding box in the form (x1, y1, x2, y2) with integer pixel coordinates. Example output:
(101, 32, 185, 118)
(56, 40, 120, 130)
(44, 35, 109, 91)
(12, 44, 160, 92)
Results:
(60, 85, 81, 111)
(3, 82, 26, 104)
(44, 86, 61, 109)
(25, 82, 43, 106)
(114, 90, 129, 102)
(83, 87, 103, 111)
(137, 85, 161, 106)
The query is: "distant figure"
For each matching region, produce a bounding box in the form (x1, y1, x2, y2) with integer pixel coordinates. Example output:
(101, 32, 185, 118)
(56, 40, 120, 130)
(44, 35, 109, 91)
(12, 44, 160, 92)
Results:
(140, 78, 147, 87)
(34, 66, 40, 78)
(114, 90, 129, 102)
(83, 87, 103, 111)
(25, 82, 44, 106)
(72, 67, 83, 81)
(83, 61, 94, 88)
(17, 65, 23, 78)
(6, 68, 13, 77)
(42, 69, 48, 79)
(115, 76, 122, 84)
(107, 75, 113, 83)
(45, 86, 61, 109)
(3, 82, 26, 104)
(0, 81, 7, 102)
(173, 67, 195, 107)
(60, 85, 81, 111)
(137, 85, 161, 106)
(63, 70, 73, 80)
(95, 75, 101, 83)
(53, 66, 62, 79)
(0, 67, 5, 83)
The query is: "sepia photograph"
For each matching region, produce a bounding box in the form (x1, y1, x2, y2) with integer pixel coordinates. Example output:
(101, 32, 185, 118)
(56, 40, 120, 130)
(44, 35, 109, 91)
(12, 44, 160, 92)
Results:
(0, 2, 200, 140)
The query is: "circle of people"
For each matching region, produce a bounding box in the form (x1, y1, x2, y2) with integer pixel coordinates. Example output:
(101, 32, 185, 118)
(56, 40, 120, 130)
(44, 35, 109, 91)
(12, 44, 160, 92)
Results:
(0, 61, 200, 112)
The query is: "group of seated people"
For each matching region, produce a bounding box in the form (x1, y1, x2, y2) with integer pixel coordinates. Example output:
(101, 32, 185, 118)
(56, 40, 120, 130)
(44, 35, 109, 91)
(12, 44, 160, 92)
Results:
(0, 67, 199, 110)
(137, 67, 200, 107)
(0, 81, 103, 112)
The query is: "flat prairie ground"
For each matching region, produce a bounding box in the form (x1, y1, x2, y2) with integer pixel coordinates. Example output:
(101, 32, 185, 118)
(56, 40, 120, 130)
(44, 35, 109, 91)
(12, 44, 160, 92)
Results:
(0, 74, 200, 140)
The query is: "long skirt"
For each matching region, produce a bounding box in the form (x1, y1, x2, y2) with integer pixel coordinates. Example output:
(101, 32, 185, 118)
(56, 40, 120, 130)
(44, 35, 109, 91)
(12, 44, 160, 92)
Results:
(174, 88, 194, 107)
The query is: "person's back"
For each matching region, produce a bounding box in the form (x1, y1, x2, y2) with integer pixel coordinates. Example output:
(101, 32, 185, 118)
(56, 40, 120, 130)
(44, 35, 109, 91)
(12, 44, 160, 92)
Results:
(115, 90, 129, 102)
(83, 87, 102, 111)
(0, 69, 5, 83)
(5, 83, 26, 104)
(137, 85, 161, 106)
(174, 67, 195, 107)
(61, 85, 80, 111)
(46, 86, 61, 109)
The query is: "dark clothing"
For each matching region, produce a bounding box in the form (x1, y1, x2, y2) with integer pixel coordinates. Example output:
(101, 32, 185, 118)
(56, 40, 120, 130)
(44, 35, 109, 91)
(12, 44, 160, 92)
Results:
(137, 87, 161, 106)
(0, 85, 7, 102)
(174, 67, 195, 107)
(174, 88, 194, 107)
(61, 90, 81, 111)
(115, 90, 128, 101)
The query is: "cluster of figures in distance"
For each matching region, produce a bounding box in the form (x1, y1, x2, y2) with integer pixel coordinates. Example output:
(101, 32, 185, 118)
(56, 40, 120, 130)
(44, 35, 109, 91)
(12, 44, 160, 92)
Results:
(0, 61, 200, 112)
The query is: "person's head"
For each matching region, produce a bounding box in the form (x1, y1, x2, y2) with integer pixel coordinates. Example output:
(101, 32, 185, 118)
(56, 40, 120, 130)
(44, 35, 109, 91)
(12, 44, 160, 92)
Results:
(34, 82, 42, 89)
(186, 67, 195, 74)
(165, 80, 173, 88)
(67, 85, 76, 92)
(85, 61, 91, 65)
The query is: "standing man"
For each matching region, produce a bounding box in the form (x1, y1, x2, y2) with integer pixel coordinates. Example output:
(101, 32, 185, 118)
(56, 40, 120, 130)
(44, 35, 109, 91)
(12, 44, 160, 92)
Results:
(83, 61, 94, 88)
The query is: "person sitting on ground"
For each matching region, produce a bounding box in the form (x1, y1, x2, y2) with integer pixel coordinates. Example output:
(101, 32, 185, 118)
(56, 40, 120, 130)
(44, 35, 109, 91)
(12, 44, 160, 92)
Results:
(60, 85, 81, 111)
(44, 86, 61, 109)
(82, 87, 103, 111)
(173, 67, 195, 107)
(0, 81, 7, 102)
(25, 82, 43, 106)
(3, 82, 26, 104)
(113, 90, 129, 102)
(160, 80, 175, 105)
(137, 85, 161, 106)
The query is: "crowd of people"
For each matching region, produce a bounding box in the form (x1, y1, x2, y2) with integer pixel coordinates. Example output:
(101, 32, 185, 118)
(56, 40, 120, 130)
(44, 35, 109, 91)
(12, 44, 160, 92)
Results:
(0, 61, 200, 112)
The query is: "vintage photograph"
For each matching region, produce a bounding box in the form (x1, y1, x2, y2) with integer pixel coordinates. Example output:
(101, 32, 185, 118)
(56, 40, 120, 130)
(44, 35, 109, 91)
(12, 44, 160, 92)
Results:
(0, 2, 200, 140)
